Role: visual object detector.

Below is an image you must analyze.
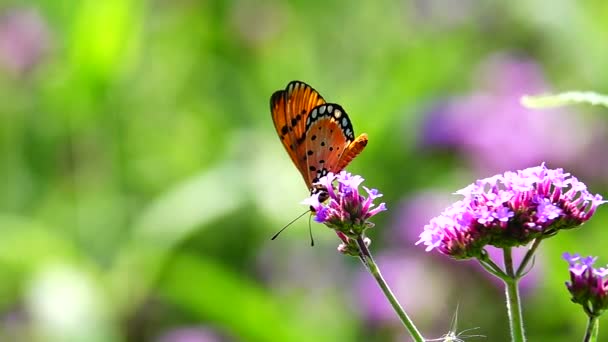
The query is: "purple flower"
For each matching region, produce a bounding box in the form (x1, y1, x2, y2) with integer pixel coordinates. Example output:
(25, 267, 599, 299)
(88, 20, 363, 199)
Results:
(392, 191, 454, 246)
(418, 53, 589, 175)
(303, 171, 387, 237)
(417, 163, 606, 259)
(155, 327, 223, 342)
(564, 253, 608, 317)
(355, 252, 451, 325)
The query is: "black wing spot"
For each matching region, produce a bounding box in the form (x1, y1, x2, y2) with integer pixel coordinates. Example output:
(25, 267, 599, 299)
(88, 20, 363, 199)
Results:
(319, 159, 325, 164)
(321, 141, 325, 146)
(309, 166, 317, 172)
(307, 150, 313, 156)
(329, 147, 334, 151)
(281, 125, 288, 135)
(301, 109, 306, 115)
(311, 135, 317, 141)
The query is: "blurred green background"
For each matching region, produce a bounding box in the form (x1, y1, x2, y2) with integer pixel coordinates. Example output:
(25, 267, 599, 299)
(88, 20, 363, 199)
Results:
(1, 0, 608, 341)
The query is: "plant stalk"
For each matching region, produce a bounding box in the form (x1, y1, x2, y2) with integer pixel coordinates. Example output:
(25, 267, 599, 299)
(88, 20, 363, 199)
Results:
(583, 315, 599, 342)
(504, 247, 526, 342)
(356, 236, 424, 342)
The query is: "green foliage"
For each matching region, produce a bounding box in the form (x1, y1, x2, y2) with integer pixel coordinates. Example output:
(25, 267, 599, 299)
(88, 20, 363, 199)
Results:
(1, 0, 607, 341)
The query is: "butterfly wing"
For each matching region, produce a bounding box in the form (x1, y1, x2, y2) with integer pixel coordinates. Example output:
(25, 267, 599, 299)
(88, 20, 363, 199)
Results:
(336, 134, 368, 171)
(303, 103, 368, 186)
(270, 81, 326, 188)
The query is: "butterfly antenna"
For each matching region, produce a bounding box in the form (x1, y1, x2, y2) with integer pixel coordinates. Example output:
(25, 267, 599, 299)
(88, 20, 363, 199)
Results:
(271, 209, 310, 240)
(308, 214, 315, 247)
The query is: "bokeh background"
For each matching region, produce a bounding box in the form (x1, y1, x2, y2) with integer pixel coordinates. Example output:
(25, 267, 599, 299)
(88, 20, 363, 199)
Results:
(1, 0, 608, 341)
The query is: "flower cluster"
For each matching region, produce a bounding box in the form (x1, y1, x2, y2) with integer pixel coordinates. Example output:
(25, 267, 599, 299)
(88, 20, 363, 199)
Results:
(417, 163, 606, 259)
(564, 253, 608, 317)
(303, 171, 386, 252)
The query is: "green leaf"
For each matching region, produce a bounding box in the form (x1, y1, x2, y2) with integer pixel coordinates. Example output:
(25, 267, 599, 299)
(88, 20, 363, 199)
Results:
(159, 254, 352, 342)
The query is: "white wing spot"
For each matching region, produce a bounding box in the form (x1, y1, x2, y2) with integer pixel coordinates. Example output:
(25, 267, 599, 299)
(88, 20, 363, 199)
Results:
(319, 105, 326, 114)
(311, 108, 318, 119)
(334, 109, 342, 118)
(327, 105, 333, 113)
(342, 117, 348, 127)
(345, 128, 352, 136)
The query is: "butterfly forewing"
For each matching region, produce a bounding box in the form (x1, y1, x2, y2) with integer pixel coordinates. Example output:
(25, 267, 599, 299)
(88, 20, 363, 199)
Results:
(270, 81, 325, 187)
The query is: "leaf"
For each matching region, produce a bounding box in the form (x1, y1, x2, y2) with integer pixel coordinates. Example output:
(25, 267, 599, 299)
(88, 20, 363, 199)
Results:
(159, 254, 351, 342)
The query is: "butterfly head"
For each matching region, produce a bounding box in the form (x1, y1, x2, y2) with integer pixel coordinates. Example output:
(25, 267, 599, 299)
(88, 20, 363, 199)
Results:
(311, 183, 330, 206)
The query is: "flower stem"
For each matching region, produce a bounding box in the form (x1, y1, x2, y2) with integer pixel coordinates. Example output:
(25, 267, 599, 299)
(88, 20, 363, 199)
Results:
(478, 249, 508, 278)
(356, 236, 424, 342)
(583, 315, 599, 342)
(515, 238, 542, 277)
(503, 248, 526, 342)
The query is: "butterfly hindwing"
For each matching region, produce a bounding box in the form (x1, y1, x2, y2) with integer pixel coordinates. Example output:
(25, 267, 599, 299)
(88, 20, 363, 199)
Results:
(336, 133, 368, 172)
(270, 81, 325, 187)
(303, 103, 368, 186)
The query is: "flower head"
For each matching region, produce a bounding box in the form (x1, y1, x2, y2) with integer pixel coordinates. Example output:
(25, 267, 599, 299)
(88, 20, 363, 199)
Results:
(303, 171, 387, 238)
(564, 253, 608, 317)
(417, 164, 606, 259)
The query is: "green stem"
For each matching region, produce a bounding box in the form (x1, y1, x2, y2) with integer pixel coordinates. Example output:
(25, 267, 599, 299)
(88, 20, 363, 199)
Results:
(583, 315, 599, 342)
(504, 248, 526, 342)
(356, 236, 424, 342)
(478, 250, 508, 278)
(515, 238, 542, 277)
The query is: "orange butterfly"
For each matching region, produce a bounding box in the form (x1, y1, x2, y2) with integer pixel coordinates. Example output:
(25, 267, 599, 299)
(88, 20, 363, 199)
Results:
(270, 81, 368, 195)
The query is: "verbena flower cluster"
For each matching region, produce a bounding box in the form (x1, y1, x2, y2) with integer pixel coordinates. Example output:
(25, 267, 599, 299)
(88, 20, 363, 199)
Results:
(564, 253, 608, 317)
(417, 163, 606, 259)
(303, 171, 386, 243)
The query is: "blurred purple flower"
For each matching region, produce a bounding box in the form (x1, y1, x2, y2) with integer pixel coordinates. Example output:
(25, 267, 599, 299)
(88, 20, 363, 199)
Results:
(564, 253, 608, 317)
(419, 53, 588, 175)
(0, 8, 50, 75)
(392, 191, 454, 246)
(156, 327, 223, 342)
(355, 252, 451, 324)
(407, 0, 476, 30)
(569, 125, 608, 183)
(417, 163, 606, 259)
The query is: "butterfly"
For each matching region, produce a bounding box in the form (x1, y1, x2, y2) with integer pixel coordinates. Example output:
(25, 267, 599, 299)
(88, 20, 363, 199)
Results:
(270, 80, 368, 197)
